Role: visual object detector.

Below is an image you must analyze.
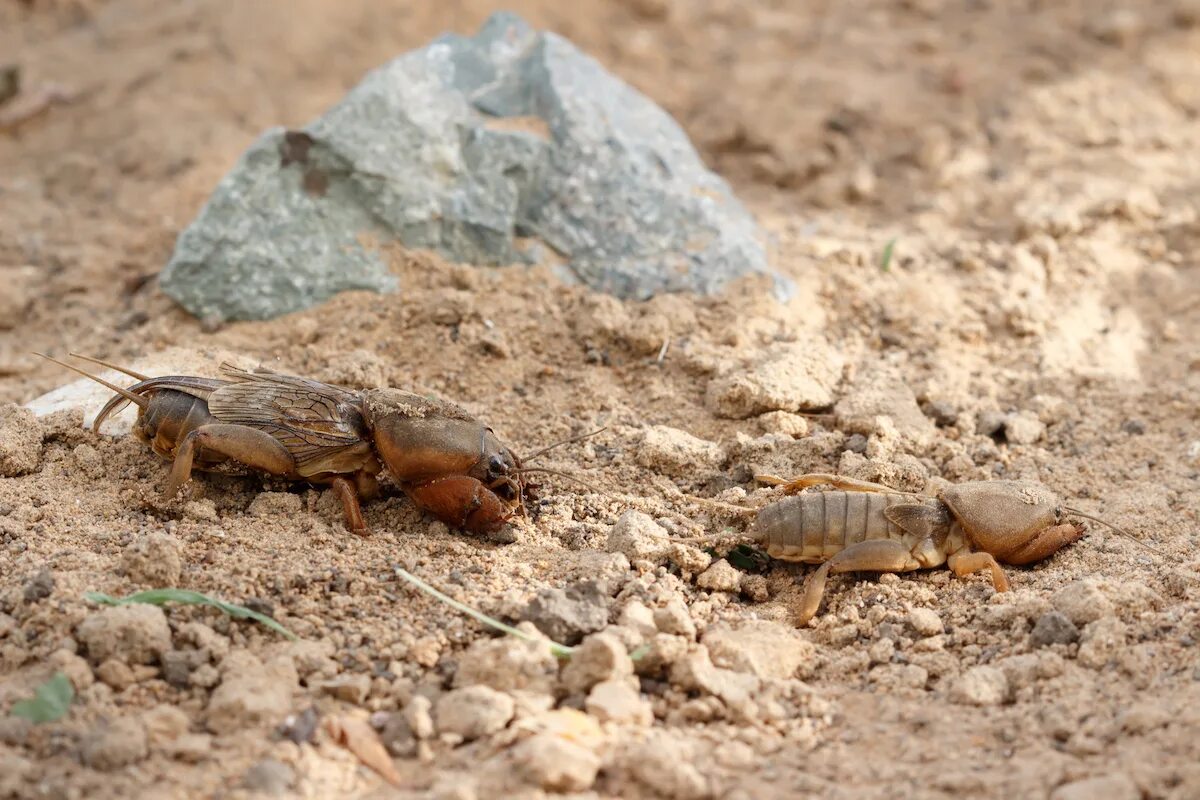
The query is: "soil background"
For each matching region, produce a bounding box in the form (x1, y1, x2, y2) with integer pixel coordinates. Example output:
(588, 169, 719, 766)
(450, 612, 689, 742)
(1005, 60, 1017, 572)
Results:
(2, 1, 1200, 799)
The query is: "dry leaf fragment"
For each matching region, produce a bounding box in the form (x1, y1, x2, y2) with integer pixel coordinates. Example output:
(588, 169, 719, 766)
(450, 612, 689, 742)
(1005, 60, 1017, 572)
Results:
(324, 714, 403, 787)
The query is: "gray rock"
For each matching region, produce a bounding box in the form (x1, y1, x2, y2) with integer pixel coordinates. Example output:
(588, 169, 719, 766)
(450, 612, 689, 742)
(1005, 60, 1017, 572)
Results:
(523, 580, 609, 645)
(1030, 610, 1080, 647)
(160, 12, 774, 322)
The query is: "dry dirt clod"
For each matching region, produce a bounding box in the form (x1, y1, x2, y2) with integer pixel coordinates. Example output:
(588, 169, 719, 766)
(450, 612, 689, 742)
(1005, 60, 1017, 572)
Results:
(705, 341, 843, 419)
(907, 608, 944, 637)
(653, 597, 696, 639)
(701, 620, 814, 680)
(1052, 579, 1114, 626)
(758, 410, 809, 437)
(512, 732, 601, 793)
(523, 582, 610, 645)
(141, 705, 189, 747)
(80, 716, 149, 771)
(585, 679, 652, 725)
(636, 425, 724, 477)
(950, 665, 1009, 706)
(607, 510, 671, 563)
(403, 695, 435, 740)
(453, 631, 559, 694)
(696, 559, 742, 593)
(1003, 411, 1045, 445)
(78, 604, 172, 665)
(620, 731, 711, 800)
(22, 568, 54, 603)
(1077, 618, 1127, 670)
(560, 631, 634, 695)
(0, 404, 43, 477)
(205, 654, 296, 734)
(435, 686, 515, 741)
(121, 533, 183, 587)
(96, 659, 136, 690)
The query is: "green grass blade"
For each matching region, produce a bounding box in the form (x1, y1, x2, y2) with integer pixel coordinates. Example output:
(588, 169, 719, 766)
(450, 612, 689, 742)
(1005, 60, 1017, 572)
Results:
(393, 567, 575, 659)
(84, 589, 297, 641)
(10, 671, 73, 723)
(880, 238, 897, 272)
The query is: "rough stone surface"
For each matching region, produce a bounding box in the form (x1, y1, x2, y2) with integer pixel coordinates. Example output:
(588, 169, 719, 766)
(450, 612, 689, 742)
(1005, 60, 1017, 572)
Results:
(523, 581, 609, 645)
(435, 685, 515, 740)
(512, 732, 601, 792)
(1053, 579, 1113, 626)
(701, 620, 813, 680)
(636, 425, 724, 478)
(706, 341, 843, 419)
(1030, 610, 1080, 647)
(0, 404, 42, 477)
(80, 717, 149, 771)
(950, 665, 1009, 706)
(121, 533, 183, 587)
(158, 12, 772, 321)
(78, 605, 172, 665)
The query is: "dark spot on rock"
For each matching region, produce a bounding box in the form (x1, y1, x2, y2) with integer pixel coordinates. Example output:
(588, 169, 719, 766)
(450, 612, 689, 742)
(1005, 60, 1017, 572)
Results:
(302, 168, 328, 197)
(280, 130, 314, 167)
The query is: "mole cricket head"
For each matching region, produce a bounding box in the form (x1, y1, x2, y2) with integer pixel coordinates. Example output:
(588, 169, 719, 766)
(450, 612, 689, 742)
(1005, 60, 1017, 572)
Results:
(939, 480, 1062, 560)
(361, 388, 526, 503)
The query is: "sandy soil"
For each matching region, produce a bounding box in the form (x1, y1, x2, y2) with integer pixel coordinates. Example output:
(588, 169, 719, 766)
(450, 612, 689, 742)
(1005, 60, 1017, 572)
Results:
(2, 1, 1200, 798)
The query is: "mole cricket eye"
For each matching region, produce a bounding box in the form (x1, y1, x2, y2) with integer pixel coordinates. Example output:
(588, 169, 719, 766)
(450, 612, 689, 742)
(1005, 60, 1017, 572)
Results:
(487, 453, 509, 478)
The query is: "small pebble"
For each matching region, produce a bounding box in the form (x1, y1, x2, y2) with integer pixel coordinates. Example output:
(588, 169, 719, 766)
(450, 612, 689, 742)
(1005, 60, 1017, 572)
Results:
(122, 533, 183, 587)
(80, 717, 149, 771)
(1052, 579, 1113, 626)
(907, 608, 944, 637)
(22, 568, 54, 603)
(585, 679, 652, 725)
(653, 597, 696, 639)
(512, 732, 600, 792)
(951, 665, 1009, 706)
(1030, 611, 1080, 647)
(435, 686, 514, 740)
(696, 559, 742, 593)
(560, 632, 634, 695)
